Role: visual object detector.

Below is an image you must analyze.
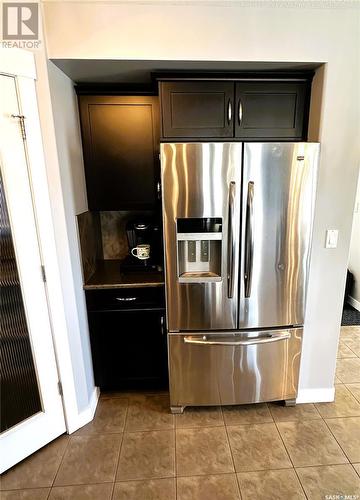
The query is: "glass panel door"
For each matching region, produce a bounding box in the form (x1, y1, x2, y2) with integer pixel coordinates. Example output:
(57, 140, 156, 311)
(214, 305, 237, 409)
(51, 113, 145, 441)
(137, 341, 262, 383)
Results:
(0, 169, 42, 432)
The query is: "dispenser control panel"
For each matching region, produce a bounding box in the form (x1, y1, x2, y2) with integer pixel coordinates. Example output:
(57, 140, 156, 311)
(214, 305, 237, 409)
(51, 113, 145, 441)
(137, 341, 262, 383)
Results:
(176, 218, 222, 283)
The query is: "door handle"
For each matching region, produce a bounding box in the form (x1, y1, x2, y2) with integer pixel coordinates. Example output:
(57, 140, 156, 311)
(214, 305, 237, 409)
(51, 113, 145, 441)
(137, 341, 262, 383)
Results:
(238, 99, 243, 125)
(227, 181, 236, 298)
(227, 99, 232, 125)
(184, 331, 290, 346)
(11, 114, 26, 140)
(116, 297, 137, 301)
(160, 315, 165, 336)
(244, 181, 254, 298)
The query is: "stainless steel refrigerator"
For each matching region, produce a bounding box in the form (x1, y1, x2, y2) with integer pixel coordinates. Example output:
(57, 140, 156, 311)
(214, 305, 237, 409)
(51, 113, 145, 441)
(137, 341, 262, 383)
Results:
(161, 142, 319, 413)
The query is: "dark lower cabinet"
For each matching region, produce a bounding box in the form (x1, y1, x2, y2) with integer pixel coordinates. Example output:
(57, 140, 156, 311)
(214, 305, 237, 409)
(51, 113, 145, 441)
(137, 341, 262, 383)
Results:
(86, 288, 168, 390)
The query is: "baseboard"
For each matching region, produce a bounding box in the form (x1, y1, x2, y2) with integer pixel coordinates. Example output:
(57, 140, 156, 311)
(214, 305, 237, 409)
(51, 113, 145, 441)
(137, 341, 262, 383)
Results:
(296, 387, 335, 404)
(67, 386, 100, 434)
(347, 296, 360, 312)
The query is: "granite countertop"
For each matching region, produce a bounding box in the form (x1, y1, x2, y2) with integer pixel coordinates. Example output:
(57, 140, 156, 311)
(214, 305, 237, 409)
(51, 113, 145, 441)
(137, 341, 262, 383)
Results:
(84, 260, 165, 290)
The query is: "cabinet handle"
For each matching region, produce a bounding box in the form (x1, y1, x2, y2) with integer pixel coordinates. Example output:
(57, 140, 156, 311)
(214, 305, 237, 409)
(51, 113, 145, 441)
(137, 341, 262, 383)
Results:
(238, 99, 243, 125)
(157, 181, 161, 200)
(160, 315, 165, 335)
(116, 297, 137, 302)
(227, 99, 232, 124)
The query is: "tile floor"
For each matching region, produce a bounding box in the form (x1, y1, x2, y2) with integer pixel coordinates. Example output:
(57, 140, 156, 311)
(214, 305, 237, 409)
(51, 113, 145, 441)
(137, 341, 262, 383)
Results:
(1, 326, 360, 499)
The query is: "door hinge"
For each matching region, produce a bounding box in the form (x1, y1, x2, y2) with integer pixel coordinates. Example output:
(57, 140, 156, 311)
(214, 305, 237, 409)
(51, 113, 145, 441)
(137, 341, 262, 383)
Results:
(57, 381, 63, 396)
(11, 114, 26, 141)
(41, 265, 46, 282)
(157, 181, 161, 200)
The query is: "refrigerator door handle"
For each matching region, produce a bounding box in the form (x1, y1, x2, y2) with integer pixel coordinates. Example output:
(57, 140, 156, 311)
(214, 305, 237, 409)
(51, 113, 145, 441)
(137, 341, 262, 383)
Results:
(244, 181, 254, 298)
(183, 331, 290, 346)
(228, 181, 236, 298)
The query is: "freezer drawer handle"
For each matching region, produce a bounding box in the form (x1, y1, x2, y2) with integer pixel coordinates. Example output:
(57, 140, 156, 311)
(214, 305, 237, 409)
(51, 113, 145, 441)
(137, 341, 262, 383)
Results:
(244, 181, 254, 298)
(183, 331, 290, 346)
(228, 181, 236, 298)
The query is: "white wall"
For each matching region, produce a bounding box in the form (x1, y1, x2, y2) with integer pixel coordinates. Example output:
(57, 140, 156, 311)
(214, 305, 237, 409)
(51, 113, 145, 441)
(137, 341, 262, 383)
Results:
(43, 1, 360, 401)
(26, 16, 98, 428)
(46, 61, 95, 410)
(348, 171, 360, 310)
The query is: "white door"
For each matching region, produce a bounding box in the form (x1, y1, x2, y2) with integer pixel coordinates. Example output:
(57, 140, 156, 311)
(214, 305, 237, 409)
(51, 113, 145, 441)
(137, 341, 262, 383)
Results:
(0, 74, 66, 472)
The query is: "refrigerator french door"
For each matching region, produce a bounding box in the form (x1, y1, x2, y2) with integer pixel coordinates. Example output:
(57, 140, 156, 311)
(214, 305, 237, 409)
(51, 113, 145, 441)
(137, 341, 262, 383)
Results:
(161, 142, 242, 331)
(161, 142, 319, 412)
(240, 142, 319, 329)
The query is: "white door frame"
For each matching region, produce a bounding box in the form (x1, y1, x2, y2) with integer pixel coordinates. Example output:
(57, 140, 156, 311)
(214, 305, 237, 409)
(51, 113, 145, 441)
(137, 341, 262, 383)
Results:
(0, 49, 95, 440)
(0, 71, 67, 472)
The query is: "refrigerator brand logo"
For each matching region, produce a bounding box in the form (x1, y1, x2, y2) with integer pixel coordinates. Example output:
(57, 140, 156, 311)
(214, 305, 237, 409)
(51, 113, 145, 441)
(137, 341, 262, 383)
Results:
(2, 2, 41, 48)
(297, 155, 305, 161)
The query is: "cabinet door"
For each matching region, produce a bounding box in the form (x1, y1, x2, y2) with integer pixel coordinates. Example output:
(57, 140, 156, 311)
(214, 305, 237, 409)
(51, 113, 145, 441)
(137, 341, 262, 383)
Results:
(160, 81, 234, 139)
(235, 82, 309, 139)
(88, 309, 167, 390)
(79, 95, 160, 210)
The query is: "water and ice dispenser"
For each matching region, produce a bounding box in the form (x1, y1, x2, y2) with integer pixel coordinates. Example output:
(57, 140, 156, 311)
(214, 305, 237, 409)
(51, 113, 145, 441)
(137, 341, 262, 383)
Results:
(176, 218, 222, 282)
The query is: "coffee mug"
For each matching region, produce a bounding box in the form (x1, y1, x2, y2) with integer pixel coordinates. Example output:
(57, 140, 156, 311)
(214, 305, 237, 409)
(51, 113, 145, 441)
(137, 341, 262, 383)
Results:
(131, 244, 150, 260)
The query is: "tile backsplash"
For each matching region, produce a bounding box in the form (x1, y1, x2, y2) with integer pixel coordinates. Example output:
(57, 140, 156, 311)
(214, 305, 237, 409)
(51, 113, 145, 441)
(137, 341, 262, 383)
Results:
(77, 211, 102, 282)
(100, 211, 130, 260)
(77, 210, 156, 282)
(100, 211, 155, 260)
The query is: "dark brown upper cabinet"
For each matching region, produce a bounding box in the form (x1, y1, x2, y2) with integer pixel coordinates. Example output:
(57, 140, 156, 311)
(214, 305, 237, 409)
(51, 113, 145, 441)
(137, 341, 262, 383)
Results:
(78, 95, 160, 211)
(159, 78, 311, 141)
(160, 81, 234, 139)
(234, 82, 307, 139)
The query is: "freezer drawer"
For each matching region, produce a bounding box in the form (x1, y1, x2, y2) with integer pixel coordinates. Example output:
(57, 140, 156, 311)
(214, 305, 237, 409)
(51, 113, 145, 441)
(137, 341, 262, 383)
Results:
(168, 328, 302, 408)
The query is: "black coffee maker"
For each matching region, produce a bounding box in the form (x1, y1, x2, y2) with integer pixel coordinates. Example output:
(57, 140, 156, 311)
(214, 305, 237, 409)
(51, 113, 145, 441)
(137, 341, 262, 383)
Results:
(121, 219, 162, 271)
